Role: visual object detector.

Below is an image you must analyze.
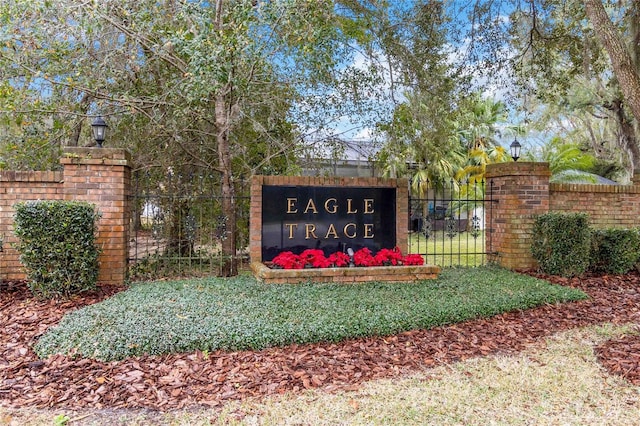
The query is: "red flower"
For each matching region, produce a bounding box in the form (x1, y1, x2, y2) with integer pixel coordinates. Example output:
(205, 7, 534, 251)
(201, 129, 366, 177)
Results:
(271, 251, 304, 269)
(300, 249, 331, 268)
(328, 251, 350, 267)
(269, 247, 425, 269)
(375, 247, 403, 266)
(402, 254, 425, 266)
(353, 247, 379, 267)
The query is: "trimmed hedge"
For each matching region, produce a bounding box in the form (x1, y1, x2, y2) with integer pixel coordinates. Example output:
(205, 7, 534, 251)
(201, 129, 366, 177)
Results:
(590, 228, 640, 275)
(531, 212, 591, 277)
(13, 200, 101, 299)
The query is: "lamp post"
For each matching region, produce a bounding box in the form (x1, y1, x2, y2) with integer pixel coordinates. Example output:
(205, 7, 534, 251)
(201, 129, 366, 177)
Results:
(91, 117, 108, 148)
(510, 138, 521, 162)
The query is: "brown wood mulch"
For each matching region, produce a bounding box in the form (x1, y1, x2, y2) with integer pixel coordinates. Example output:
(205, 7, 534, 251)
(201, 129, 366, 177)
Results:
(1, 271, 640, 411)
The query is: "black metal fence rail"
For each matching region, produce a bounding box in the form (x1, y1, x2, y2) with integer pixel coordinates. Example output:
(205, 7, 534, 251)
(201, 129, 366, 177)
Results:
(128, 170, 250, 280)
(408, 179, 494, 267)
(128, 174, 495, 279)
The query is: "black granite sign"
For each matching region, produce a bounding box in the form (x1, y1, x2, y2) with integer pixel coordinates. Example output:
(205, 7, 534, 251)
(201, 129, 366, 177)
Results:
(261, 185, 396, 261)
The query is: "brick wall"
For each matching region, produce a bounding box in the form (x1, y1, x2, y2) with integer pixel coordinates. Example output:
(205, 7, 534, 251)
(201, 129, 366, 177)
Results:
(549, 183, 640, 228)
(0, 148, 130, 285)
(486, 162, 640, 270)
(0, 171, 64, 281)
(250, 175, 408, 263)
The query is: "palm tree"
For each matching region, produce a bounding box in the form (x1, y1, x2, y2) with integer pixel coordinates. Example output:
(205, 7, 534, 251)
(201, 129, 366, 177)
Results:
(455, 95, 513, 186)
(524, 137, 598, 183)
(452, 95, 512, 220)
(378, 92, 466, 196)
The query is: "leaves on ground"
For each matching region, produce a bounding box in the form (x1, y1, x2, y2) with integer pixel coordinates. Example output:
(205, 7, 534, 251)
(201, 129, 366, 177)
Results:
(1, 271, 639, 410)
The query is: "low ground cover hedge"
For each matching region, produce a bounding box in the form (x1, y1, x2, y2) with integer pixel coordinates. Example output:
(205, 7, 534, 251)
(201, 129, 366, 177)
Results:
(35, 267, 586, 361)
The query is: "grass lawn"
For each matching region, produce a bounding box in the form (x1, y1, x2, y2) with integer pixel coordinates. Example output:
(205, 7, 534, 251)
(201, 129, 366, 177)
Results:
(34, 266, 586, 362)
(408, 231, 487, 267)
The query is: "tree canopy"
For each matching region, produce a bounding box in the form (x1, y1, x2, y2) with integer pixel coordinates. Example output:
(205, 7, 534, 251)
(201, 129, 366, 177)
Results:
(2, 0, 640, 274)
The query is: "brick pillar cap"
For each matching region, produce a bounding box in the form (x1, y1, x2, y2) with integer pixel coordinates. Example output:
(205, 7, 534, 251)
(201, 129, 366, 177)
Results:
(485, 162, 551, 179)
(62, 147, 131, 163)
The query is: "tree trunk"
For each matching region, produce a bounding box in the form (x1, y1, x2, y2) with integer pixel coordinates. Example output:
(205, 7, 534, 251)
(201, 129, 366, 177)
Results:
(584, 0, 640, 170)
(213, 0, 237, 277)
(215, 93, 237, 277)
(165, 199, 194, 256)
(68, 93, 92, 147)
(605, 98, 640, 172)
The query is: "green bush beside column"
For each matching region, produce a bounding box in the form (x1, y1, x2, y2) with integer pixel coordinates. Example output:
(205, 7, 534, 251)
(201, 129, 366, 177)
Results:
(13, 200, 101, 298)
(589, 228, 640, 274)
(531, 212, 591, 277)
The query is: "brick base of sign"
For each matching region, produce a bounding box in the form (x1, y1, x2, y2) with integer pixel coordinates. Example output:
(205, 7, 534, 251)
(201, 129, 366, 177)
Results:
(251, 262, 441, 284)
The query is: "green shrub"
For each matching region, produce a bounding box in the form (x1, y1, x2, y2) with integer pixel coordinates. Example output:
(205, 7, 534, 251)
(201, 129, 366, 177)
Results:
(589, 228, 640, 274)
(14, 200, 101, 298)
(531, 212, 591, 277)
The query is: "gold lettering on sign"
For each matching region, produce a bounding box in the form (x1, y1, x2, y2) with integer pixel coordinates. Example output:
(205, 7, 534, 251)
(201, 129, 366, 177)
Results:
(304, 199, 318, 214)
(325, 198, 338, 214)
(305, 224, 317, 239)
(285, 223, 298, 239)
(364, 199, 374, 214)
(363, 223, 374, 238)
(346, 199, 357, 214)
(286, 198, 298, 214)
(280, 193, 383, 241)
(344, 223, 357, 238)
(325, 224, 339, 239)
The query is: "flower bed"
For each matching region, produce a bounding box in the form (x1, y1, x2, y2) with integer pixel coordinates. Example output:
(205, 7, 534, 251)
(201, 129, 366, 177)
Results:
(253, 248, 441, 284)
(270, 247, 424, 269)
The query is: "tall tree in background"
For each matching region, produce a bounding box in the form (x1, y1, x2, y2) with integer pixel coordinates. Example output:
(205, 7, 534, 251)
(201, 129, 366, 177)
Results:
(504, 0, 640, 177)
(455, 94, 512, 185)
(584, 0, 640, 171)
(366, 0, 468, 190)
(0, 0, 382, 275)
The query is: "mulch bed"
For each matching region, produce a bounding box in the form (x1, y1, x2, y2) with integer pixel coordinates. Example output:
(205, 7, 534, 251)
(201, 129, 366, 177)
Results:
(1, 271, 640, 410)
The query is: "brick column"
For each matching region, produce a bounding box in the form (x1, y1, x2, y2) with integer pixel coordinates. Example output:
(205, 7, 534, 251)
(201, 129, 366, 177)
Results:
(60, 148, 131, 285)
(249, 175, 264, 263)
(485, 162, 551, 270)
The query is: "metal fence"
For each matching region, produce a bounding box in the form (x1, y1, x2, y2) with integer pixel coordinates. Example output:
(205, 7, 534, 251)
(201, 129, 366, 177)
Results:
(407, 179, 495, 267)
(128, 170, 250, 280)
(128, 175, 495, 280)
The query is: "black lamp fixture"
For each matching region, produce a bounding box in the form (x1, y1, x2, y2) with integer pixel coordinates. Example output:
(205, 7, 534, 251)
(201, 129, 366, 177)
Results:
(510, 138, 521, 162)
(91, 116, 108, 148)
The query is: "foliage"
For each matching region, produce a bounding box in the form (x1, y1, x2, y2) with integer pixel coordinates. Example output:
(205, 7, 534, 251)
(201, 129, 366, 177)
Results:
(13, 200, 101, 299)
(523, 136, 599, 183)
(589, 228, 640, 275)
(0, 0, 389, 276)
(377, 92, 466, 192)
(372, 0, 469, 189)
(507, 1, 640, 177)
(53, 414, 70, 426)
(34, 267, 586, 361)
(0, 123, 62, 171)
(128, 250, 243, 282)
(531, 212, 591, 277)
